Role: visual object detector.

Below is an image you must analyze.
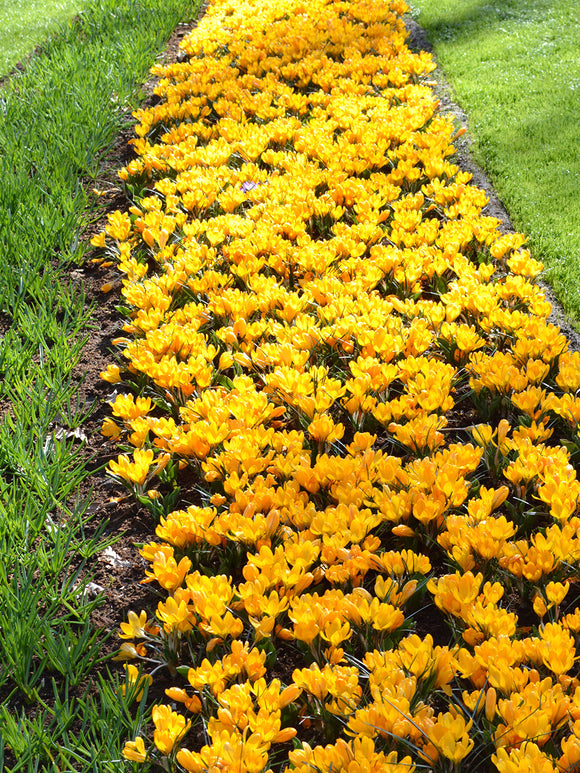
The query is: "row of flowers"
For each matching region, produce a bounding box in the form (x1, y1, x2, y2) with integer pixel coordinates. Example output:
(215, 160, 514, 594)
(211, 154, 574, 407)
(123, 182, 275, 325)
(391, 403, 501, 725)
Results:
(94, 0, 580, 770)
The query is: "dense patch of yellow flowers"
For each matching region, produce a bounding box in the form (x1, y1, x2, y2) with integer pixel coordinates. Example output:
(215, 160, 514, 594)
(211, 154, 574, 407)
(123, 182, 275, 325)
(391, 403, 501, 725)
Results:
(94, 0, 580, 769)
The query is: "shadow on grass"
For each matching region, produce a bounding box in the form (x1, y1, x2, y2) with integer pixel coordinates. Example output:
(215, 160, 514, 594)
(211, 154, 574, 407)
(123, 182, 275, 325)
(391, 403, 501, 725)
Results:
(412, 0, 573, 48)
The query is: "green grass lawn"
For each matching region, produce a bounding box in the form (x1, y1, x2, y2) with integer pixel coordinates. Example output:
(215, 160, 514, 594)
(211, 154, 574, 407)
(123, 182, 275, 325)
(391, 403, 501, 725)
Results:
(0, 0, 84, 74)
(407, 0, 580, 327)
(0, 0, 201, 768)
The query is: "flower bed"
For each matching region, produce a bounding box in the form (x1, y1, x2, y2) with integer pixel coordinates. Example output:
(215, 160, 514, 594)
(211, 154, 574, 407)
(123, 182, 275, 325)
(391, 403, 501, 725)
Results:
(94, 0, 580, 769)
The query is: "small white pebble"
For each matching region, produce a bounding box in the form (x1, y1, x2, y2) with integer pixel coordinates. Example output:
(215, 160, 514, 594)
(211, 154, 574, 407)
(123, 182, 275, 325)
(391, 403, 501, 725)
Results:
(100, 546, 131, 568)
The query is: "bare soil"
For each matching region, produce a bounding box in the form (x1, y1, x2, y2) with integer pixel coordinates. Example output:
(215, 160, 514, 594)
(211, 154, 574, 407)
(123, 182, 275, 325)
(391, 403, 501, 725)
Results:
(54, 17, 208, 672)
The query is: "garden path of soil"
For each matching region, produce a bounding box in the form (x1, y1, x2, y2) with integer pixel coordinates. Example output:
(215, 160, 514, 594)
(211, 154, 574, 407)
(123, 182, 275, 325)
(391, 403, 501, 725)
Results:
(69, 20, 203, 649)
(37, 8, 580, 717)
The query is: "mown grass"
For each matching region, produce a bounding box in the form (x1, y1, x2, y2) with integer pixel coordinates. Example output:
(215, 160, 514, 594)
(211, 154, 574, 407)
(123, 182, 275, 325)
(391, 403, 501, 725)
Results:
(0, 0, 84, 75)
(0, 0, 201, 769)
(407, 0, 580, 327)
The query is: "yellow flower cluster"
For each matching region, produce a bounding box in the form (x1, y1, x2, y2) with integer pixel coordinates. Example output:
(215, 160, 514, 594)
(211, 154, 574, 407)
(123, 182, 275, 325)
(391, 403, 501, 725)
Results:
(92, 0, 580, 768)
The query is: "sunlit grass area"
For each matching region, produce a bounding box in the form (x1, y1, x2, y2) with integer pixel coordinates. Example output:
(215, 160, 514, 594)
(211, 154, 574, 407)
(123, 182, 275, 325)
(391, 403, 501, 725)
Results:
(0, 0, 85, 74)
(407, 0, 580, 326)
(0, 0, 201, 767)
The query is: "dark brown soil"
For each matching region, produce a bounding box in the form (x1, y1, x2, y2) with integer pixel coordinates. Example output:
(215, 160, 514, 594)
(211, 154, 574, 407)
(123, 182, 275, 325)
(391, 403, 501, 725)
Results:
(59, 16, 208, 666)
